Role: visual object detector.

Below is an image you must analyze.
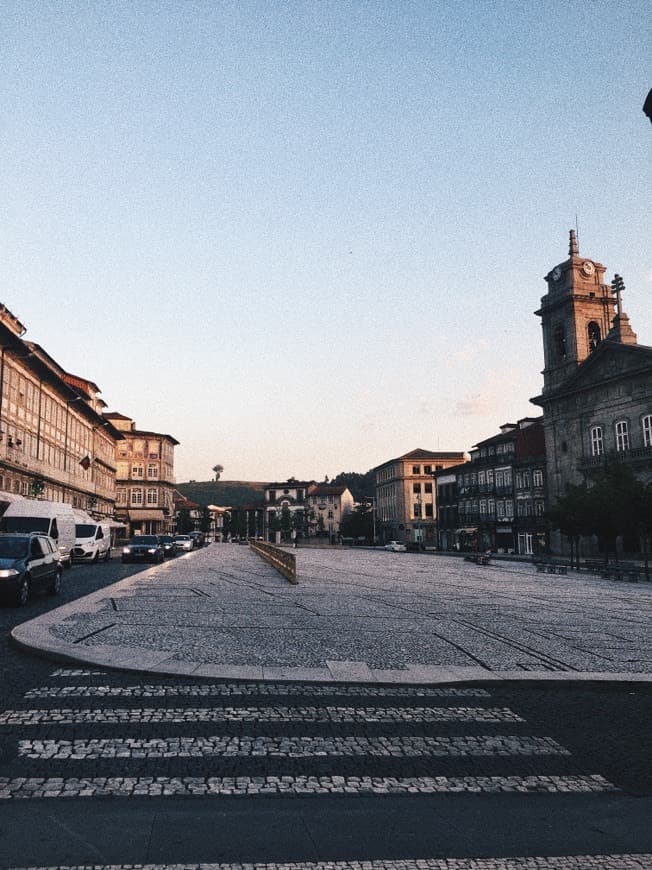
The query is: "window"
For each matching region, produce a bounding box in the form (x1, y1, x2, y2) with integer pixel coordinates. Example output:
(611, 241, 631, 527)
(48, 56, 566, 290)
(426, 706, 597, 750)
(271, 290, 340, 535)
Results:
(327, 510, 333, 519)
(590, 426, 604, 456)
(413, 482, 421, 493)
(131, 489, 143, 506)
(412, 465, 420, 474)
(146, 488, 158, 505)
(496, 501, 505, 519)
(116, 488, 127, 506)
(480, 500, 487, 516)
(615, 420, 629, 452)
(535, 500, 545, 517)
(588, 321, 601, 351)
(413, 502, 422, 517)
(533, 469, 544, 487)
(425, 503, 433, 517)
(424, 465, 432, 474)
(147, 463, 158, 479)
(643, 415, 652, 447)
(488, 499, 496, 517)
(132, 464, 144, 479)
(424, 482, 432, 493)
(554, 326, 567, 360)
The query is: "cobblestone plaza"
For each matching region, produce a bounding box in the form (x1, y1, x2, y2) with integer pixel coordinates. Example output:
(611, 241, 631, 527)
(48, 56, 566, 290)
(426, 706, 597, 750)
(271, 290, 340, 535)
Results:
(13, 546, 652, 682)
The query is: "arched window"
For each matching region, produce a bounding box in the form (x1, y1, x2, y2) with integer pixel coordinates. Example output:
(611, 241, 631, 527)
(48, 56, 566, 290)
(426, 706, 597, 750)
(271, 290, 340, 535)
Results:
(643, 414, 652, 447)
(587, 321, 601, 351)
(590, 426, 603, 456)
(615, 420, 630, 452)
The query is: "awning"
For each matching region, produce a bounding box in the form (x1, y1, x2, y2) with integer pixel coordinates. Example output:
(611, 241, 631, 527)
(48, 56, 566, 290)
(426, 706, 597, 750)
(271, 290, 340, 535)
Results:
(456, 527, 478, 534)
(127, 510, 165, 522)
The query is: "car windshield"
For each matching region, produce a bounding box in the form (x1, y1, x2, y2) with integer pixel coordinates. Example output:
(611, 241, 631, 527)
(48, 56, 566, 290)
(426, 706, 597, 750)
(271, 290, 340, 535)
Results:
(131, 536, 159, 545)
(75, 524, 96, 537)
(0, 536, 29, 558)
(174, 536, 190, 541)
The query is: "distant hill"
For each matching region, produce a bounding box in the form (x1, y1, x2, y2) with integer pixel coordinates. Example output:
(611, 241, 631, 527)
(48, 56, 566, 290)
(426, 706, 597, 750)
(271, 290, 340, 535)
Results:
(176, 470, 376, 508)
(176, 480, 267, 507)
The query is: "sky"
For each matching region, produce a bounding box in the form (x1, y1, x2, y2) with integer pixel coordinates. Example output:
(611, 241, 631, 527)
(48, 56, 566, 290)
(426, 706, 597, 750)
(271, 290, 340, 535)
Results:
(2, 1, 650, 484)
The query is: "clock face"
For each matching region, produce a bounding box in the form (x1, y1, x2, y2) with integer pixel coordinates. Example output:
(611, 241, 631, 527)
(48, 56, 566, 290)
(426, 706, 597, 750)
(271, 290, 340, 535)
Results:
(552, 266, 562, 281)
(581, 261, 595, 276)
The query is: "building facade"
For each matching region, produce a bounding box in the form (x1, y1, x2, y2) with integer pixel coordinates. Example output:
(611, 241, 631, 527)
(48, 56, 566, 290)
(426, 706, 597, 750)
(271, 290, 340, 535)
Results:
(0, 304, 120, 518)
(106, 412, 179, 536)
(306, 483, 354, 540)
(531, 231, 652, 554)
(263, 478, 311, 542)
(374, 449, 467, 546)
(452, 418, 547, 555)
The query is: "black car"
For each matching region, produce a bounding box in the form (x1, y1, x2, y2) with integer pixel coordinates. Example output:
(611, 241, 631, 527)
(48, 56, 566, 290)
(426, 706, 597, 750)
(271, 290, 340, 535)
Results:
(158, 535, 178, 558)
(0, 532, 62, 607)
(121, 535, 165, 564)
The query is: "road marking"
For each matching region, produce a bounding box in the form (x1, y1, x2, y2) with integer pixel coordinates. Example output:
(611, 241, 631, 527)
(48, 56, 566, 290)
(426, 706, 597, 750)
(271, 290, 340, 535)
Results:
(19, 734, 569, 759)
(0, 773, 616, 799)
(4, 860, 651, 870)
(5, 861, 652, 870)
(0, 705, 524, 725)
(35, 683, 492, 698)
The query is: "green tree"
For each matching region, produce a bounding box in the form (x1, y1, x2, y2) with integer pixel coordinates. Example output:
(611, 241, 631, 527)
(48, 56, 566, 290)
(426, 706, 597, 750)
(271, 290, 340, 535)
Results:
(548, 455, 646, 565)
(340, 503, 374, 542)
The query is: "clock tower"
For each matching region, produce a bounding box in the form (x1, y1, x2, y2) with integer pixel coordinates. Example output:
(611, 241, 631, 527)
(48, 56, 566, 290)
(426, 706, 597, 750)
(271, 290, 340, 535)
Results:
(536, 230, 615, 394)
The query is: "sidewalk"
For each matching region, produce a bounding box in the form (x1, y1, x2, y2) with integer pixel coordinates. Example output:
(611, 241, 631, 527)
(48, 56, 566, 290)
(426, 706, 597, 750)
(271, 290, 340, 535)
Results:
(11, 543, 652, 684)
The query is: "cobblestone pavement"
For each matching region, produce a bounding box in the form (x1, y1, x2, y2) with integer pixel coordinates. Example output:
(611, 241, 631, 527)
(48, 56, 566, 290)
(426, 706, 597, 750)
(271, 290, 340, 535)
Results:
(0, 664, 651, 867)
(2, 548, 652, 869)
(11, 546, 652, 682)
(4, 861, 652, 870)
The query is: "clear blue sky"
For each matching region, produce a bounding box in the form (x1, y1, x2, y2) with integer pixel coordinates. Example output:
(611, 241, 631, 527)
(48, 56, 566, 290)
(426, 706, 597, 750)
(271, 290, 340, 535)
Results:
(2, 1, 650, 483)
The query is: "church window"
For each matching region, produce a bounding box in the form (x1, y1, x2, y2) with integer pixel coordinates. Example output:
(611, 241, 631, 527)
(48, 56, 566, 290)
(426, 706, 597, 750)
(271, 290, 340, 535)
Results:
(587, 321, 601, 351)
(590, 426, 604, 456)
(643, 415, 652, 447)
(615, 420, 630, 452)
(554, 326, 567, 360)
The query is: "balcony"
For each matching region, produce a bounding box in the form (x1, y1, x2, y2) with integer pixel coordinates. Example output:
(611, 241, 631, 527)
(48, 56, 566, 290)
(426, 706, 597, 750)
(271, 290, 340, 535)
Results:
(578, 445, 652, 470)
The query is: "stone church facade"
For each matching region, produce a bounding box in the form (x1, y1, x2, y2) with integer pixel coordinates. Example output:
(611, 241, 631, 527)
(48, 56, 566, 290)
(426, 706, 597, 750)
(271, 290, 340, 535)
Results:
(531, 231, 652, 554)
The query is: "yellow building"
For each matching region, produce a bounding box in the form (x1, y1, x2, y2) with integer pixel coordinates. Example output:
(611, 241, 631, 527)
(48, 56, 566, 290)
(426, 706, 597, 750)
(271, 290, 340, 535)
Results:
(375, 448, 467, 547)
(106, 412, 179, 536)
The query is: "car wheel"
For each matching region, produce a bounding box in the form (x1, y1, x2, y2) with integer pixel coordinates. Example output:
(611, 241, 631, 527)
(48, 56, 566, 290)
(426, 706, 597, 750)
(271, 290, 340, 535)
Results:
(104, 548, 111, 562)
(48, 567, 62, 596)
(15, 575, 30, 607)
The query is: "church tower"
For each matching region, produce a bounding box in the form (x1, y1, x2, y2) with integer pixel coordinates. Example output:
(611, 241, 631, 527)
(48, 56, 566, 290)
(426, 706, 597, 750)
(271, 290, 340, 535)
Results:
(536, 230, 616, 393)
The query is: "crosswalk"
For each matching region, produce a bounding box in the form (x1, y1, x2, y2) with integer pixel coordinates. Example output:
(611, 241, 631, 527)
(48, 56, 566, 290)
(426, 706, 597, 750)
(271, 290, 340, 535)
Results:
(0, 668, 649, 869)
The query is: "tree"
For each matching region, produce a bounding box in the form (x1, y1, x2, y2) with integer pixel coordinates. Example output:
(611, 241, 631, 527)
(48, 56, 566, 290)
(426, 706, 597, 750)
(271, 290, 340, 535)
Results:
(340, 503, 374, 542)
(548, 455, 646, 564)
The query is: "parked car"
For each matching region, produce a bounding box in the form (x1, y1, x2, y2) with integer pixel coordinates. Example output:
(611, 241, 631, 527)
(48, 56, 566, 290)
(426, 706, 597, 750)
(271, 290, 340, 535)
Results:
(0, 499, 76, 569)
(173, 534, 194, 552)
(74, 519, 112, 563)
(0, 532, 62, 607)
(121, 535, 164, 564)
(384, 540, 407, 552)
(189, 531, 206, 548)
(158, 535, 178, 558)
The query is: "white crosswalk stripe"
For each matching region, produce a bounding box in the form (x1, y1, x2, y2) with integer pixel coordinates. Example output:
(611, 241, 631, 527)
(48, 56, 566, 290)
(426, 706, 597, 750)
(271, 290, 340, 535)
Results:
(4, 859, 652, 870)
(0, 705, 525, 725)
(18, 734, 570, 759)
(0, 773, 616, 799)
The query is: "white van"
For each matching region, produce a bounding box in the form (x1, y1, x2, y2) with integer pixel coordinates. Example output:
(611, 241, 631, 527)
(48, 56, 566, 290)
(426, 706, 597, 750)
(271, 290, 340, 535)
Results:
(0, 499, 76, 568)
(74, 518, 111, 563)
